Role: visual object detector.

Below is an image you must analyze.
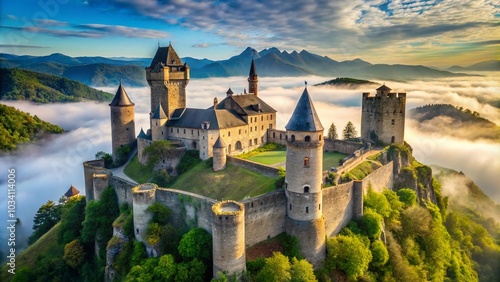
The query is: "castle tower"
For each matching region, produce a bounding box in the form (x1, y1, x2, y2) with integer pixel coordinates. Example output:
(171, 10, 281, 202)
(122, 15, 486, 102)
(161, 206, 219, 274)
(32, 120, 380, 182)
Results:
(151, 102, 167, 141)
(361, 85, 406, 145)
(146, 43, 190, 118)
(110, 82, 136, 163)
(284, 86, 326, 267)
(132, 183, 157, 244)
(247, 58, 258, 96)
(212, 136, 227, 171)
(212, 201, 246, 278)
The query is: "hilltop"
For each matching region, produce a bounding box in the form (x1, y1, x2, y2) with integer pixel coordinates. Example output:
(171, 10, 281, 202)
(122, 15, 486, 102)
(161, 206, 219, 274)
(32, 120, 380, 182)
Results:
(408, 104, 500, 141)
(314, 77, 378, 87)
(0, 68, 113, 103)
(0, 103, 64, 151)
(447, 60, 500, 72)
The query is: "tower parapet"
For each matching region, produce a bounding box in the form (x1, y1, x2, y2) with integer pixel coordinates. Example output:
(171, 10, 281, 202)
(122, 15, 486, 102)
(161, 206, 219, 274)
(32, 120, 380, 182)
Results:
(284, 86, 326, 267)
(212, 200, 246, 278)
(361, 85, 406, 145)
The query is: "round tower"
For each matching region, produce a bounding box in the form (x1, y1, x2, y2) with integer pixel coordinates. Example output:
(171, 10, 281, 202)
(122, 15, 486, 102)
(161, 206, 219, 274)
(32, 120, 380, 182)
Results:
(151, 102, 168, 141)
(284, 85, 325, 268)
(212, 200, 246, 278)
(212, 136, 227, 171)
(93, 172, 111, 201)
(248, 58, 258, 96)
(132, 183, 157, 243)
(110, 82, 136, 164)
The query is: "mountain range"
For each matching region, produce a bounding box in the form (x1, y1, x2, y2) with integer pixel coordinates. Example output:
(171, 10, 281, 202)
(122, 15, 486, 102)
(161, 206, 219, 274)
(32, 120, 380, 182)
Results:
(447, 60, 500, 72)
(1, 47, 493, 87)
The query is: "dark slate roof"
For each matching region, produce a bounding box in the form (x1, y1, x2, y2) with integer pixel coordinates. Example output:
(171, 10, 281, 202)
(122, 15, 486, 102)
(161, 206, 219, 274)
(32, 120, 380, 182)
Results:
(216, 94, 276, 115)
(377, 84, 391, 91)
(249, 58, 258, 76)
(149, 44, 183, 68)
(109, 83, 134, 106)
(138, 128, 150, 140)
(285, 87, 324, 131)
(152, 103, 167, 119)
(65, 185, 80, 197)
(213, 136, 226, 148)
(167, 108, 247, 129)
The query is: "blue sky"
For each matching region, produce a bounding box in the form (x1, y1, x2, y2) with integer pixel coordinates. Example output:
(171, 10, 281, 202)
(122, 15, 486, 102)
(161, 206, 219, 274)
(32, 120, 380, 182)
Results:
(1, 0, 498, 67)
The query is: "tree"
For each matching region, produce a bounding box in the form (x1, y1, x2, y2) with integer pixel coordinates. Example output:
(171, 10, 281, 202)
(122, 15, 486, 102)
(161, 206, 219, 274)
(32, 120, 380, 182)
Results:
(370, 241, 389, 267)
(154, 254, 177, 281)
(360, 209, 383, 239)
(178, 228, 212, 262)
(290, 257, 317, 282)
(397, 188, 417, 208)
(327, 122, 338, 139)
(342, 121, 358, 140)
(58, 196, 86, 245)
(29, 200, 62, 244)
(256, 252, 292, 282)
(325, 234, 372, 281)
(95, 151, 112, 168)
(144, 140, 174, 167)
(63, 239, 85, 269)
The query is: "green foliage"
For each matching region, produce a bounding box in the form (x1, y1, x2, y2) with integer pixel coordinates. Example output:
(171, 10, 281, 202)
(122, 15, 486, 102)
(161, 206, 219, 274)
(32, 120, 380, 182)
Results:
(151, 169, 174, 187)
(237, 142, 286, 159)
(58, 196, 86, 245)
(360, 209, 383, 239)
(327, 122, 338, 139)
(115, 145, 132, 166)
(95, 151, 112, 168)
(246, 257, 266, 274)
(0, 103, 64, 151)
(278, 233, 302, 259)
(63, 239, 85, 269)
(154, 254, 177, 281)
(29, 200, 62, 244)
(290, 257, 317, 282)
(325, 234, 372, 281)
(256, 252, 292, 282)
(130, 241, 147, 268)
(178, 228, 212, 262)
(177, 149, 202, 175)
(370, 241, 389, 267)
(325, 171, 337, 186)
(146, 222, 162, 247)
(364, 187, 391, 218)
(0, 67, 113, 103)
(274, 167, 286, 189)
(397, 188, 417, 208)
(340, 161, 381, 182)
(144, 140, 175, 167)
(175, 258, 206, 282)
(382, 190, 404, 226)
(147, 202, 172, 225)
(342, 121, 358, 140)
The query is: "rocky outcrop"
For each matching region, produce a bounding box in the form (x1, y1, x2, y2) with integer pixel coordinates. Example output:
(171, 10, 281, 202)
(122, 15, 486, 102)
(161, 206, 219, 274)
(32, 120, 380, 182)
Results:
(105, 217, 129, 282)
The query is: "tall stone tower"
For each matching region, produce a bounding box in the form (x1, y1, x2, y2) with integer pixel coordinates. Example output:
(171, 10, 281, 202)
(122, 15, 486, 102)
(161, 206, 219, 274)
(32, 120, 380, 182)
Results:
(361, 85, 406, 145)
(212, 136, 227, 171)
(284, 86, 325, 267)
(110, 82, 136, 163)
(150, 102, 167, 141)
(146, 43, 190, 118)
(248, 58, 258, 96)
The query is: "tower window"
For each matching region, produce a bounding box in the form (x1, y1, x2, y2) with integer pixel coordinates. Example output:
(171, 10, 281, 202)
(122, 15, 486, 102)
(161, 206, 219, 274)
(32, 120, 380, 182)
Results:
(261, 116, 263, 121)
(305, 135, 311, 142)
(391, 136, 395, 143)
(391, 119, 395, 125)
(177, 128, 179, 133)
(239, 129, 241, 135)
(319, 135, 322, 141)
(171, 128, 173, 133)
(250, 127, 252, 132)
(191, 130, 193, 135)
(228, 131, 231, 137)
(291, 135, 295, 142)
(306, 207, 309, 213)
(183, 129, 186, 134)
(156, 121, 158, 126)
(290, 204, 292, 210)
(273, 132, 276, 138)
(304, 186, 310, 193)
(271, 115, 273, 120)
(255, 126, 257, 131)
(319, 204, 321, 210)
(254, 138, 258, 145)
(304, 157, 309, 167)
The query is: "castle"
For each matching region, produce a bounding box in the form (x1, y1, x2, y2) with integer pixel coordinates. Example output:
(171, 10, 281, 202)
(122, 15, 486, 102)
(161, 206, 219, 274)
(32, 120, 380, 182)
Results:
(85, 44, 407, 279)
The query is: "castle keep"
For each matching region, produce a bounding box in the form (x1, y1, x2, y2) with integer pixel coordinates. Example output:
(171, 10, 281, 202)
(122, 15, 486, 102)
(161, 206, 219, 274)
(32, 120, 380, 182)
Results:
(86, 43, 408, 279)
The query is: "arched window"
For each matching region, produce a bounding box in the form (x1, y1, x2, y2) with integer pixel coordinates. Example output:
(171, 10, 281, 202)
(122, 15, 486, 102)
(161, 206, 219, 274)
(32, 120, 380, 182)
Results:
(391, 136, 395, 143)
(236, 141, 242, 150)
(304, 157, 309, 167)
(305, 135, 311, 142)
(291, 135, 295, 142)
(192, 141, 197, 149)
(304, 186, 310, 193)
(273, 132, 276, 138)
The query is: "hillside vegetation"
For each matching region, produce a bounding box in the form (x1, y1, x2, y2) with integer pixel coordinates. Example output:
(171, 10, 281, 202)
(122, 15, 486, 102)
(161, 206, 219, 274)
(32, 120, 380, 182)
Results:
(0, 68, 113, 103)
(0, 103, 64, 151)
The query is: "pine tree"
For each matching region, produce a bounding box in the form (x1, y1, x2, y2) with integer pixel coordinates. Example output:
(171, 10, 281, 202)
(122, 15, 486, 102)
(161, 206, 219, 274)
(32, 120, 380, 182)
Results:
(343, 121, 358, 140)
(327, 122, 338, 139)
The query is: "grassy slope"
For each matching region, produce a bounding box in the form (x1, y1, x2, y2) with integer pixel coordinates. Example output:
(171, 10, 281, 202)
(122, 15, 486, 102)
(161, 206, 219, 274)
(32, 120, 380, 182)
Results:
(170, 162, 276, 201)
(0, 223, 62, 282)
(123, 155, 153, 183)
(246, 150, 346, 170)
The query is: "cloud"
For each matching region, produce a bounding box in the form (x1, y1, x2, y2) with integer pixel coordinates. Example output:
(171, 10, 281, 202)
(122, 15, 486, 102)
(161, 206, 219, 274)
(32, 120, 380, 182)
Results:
(0, 44, 48, 48)
(34, 19, 68, 27)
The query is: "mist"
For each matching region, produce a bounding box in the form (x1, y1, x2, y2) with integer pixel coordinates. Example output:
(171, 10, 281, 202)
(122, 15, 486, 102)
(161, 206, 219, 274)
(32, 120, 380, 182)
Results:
(1, 72, 498, 257)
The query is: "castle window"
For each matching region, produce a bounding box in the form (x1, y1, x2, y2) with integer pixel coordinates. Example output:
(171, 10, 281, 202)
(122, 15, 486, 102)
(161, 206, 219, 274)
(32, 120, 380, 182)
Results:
(305, 135, 311, 142)
(254, 138, 258, 145)
(280, 134, 282, 139)
(251, 202, 254, 208)
(228, 131, 231, 137)
(285, 182, 288, 189)
(273, 132, 276, 138)
(171, 128, 173, 133)
(391, 136, 395, 143)
(304, 186, 310, 193)
(250, 127, 253, 132)
(255, 126, 257, 131)
(271, 115, 273, 120)
(319, 204, 321, 210)
(261, 137, 264, 143)
(198, 130, 200, 136)
(306, 207, 309, 213)
(391, 119, 395, 125)
(161, 131, 163, 135)
(239, 129, 241, 135)
(191, 130, 193, 135)
(261, 116, 263, 121)
(304, 157, 309, 167)
(136, 228, 139, 234)
(291, 135, 295, 142)
(177, 128, 179, 133)
(319, 135, 322, 141)
(228, 144, 231, 152)
(269, 124, 273, 129)
(193, 141, 197, 149)
(290, 204, 292, 210)
(184, 129, 186, 134)
(156, 121, 158, 126)
(236, 141, 242, 150)
(261, 125, 264, 130)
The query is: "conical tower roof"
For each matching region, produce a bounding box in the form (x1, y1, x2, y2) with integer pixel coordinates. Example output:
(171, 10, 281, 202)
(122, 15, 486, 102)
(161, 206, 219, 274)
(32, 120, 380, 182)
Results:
(109, 82, 134, 106)
(137, 128, 149, 139)
(249, 58, 258, 76)
(152, 102, 167, 119)
(213, 136, 226, 148)
(285, 86, 323, 132)
(376, 84, 391, 91)
(64, 185, 80, 197)
(150, 43, 183, 68)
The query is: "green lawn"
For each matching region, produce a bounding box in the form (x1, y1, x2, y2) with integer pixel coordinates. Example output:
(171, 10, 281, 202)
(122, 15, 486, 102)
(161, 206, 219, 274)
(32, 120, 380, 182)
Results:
(246, 150, 347, 171)
(170, 162, 276, 201)
(123, 154, 154, 183)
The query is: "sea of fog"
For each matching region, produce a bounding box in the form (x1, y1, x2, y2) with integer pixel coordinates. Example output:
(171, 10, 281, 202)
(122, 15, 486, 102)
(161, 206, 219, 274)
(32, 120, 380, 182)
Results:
(1, 73, 499, 256)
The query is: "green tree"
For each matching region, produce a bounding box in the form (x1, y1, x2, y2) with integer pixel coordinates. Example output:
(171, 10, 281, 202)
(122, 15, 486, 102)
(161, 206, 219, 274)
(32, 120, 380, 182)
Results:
(63, 239, 85, 269)
(327, 122, 338, 139)
(370, 241, 389, 267)
(178, 228, 212, 262)
(29, 200, 61, 244)
(364, 188, 391, 218)
(95, 151, 112, 168)
(256, 252, 291, 282)
(58, 196, 86, 245)
(342, 121, 358, 140)
(144, 140, 175, 167)
(154, 254, 177, 281)
(325, 234, 372, 281)
(360, 209, 383, 239)
(175, 259, 205, 282)
(290, 257, 317, 282)
(397, 188, 417, 208)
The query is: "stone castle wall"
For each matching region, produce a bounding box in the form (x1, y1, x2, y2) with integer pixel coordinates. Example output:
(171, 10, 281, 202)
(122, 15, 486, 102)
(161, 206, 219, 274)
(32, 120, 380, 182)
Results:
(267, 129, 287, 145)
(361, 161, 394, 193)
(227, 156, 280, 178)
(324, 139, 364, 155)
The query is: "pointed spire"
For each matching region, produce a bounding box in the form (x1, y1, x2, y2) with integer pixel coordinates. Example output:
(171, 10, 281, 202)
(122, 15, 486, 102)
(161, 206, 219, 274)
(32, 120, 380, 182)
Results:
(285, 86, 323, 132)
(152, 101, 167, 119)
(149, 42, 183, 68)
(138, 128, 149, 139)
(64, 185, 80, 197)
(213, 136, 226, 148)
(249, 57, 258, 76)
(109, 82, 134, 106)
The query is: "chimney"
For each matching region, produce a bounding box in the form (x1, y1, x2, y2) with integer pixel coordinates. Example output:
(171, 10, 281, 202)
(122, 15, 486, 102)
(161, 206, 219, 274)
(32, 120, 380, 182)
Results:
(213, 97, 218, 108)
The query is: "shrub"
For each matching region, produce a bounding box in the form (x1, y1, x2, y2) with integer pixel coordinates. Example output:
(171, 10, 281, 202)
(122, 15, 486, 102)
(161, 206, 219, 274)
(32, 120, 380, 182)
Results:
(326, 234, 372, 281)
(177, 150, 202, 175)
